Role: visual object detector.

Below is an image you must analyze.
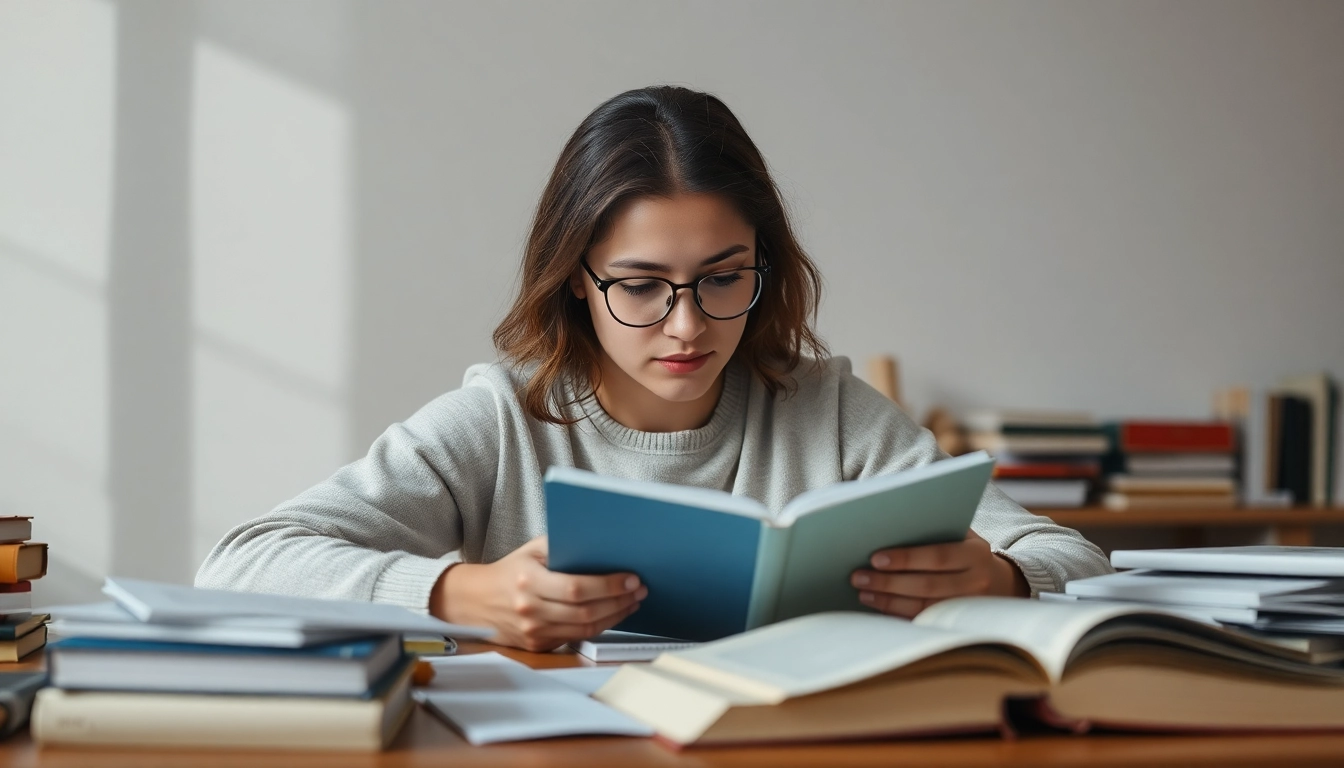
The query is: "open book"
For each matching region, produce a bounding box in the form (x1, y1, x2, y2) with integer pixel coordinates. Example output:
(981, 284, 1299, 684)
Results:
(593, 597, 1344, 747)
(546, 452, 993, 641)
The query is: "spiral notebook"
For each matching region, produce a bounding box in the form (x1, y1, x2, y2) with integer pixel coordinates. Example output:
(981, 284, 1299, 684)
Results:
(571, 630, 699, 663)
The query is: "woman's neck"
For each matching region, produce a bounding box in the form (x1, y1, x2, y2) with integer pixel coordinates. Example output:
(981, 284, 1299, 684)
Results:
(592, 362, 725, 433)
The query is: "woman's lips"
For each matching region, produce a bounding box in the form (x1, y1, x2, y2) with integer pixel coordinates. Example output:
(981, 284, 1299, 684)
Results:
(656, 352, 711, 374)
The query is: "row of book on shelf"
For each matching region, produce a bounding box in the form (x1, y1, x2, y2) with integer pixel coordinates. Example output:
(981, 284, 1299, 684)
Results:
(963, 370, 1339, 509)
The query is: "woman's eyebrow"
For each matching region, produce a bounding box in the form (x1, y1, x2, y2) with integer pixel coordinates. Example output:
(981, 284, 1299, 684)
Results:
(607, 244, 750, 273)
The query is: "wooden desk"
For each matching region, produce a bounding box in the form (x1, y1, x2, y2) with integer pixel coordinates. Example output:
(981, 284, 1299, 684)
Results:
(6, 643, 1344, 767)
(1041, 507, 1344, 547)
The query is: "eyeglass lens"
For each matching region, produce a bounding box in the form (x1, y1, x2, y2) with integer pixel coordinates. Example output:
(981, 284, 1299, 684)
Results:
(606, 270, 761, 326)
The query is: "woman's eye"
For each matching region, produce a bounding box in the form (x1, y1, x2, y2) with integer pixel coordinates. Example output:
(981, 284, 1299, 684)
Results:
(707, 273, 744, 287)
(619, 281, 660, 297)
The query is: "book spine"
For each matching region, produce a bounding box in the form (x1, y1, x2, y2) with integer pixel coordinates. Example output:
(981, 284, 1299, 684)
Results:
(1276, 397, 1313, 504)
(1119, 422, 1237, 453)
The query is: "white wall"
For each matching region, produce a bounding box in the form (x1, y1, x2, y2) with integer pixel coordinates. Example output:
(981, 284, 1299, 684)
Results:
(3, 0, 1342, 603)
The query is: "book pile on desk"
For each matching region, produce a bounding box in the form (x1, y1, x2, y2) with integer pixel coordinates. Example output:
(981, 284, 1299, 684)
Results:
(0, 516, 49, 662)
(1050, 546, 1344, 649)
(33, 577, 490, 751)
(1100, 420, 1239, 510)
(964, 409, 1106, 507)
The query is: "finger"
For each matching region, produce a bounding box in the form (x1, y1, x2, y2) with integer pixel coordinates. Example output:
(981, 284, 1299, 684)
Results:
(529, 565, 642, 603)
(519, 601, 642, 648)
(870, 538, 982, 572)
(852, 568, 991, 599)
(529, 586, 649, 626)
(858, 591, 929, 619)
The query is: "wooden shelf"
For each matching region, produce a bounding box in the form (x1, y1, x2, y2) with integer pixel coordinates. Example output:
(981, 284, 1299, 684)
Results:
(1041, 507, 1344, 528)
(1034, 507, 1344, 547)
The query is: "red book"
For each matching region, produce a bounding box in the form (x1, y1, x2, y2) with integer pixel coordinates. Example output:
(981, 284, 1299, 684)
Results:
(1117, 421, 1237, 453)
(0, 582, 30, 593)
(994, 463, 1100, 480)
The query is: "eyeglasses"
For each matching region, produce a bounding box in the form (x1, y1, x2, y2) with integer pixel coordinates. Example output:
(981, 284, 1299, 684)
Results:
(581, 259, 771, 328)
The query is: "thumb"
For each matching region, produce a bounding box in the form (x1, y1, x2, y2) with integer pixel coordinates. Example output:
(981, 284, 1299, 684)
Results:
(521, 535, 549, 563)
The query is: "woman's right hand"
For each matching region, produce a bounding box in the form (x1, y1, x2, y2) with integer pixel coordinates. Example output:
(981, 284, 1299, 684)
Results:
(430, 536, 646, 652)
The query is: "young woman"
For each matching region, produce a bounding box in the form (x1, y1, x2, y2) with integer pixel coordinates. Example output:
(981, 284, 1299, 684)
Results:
(196, 86, 1111, 651)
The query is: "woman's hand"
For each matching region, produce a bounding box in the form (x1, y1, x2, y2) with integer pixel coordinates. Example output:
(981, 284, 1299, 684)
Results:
(430, 536, 647, 652)
(850, 531, 1028, 619)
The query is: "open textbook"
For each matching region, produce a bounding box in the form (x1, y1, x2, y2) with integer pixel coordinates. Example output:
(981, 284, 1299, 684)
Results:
(547, 452, 993, 641)
(594, 597, 1344, 747)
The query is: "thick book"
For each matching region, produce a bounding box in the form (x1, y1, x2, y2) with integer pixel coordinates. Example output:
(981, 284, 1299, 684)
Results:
(1101, 492, 1236, 510)
(1110, 546, 1344, 578)
(0, 518, 32, 545)
(0, 543, 46, 583)
(593, 598, 1344, 747)
(967, 433, 1109, 456)
(1109, 421, 1237, 453)
(32, 655, 415, 751)
(0, 581, 31, 613)
(48, 634, 403, 696)
(546, 452, 994, 641)
(993, 461, 1100, 480)
(993, 479, 1089, 508)
(0, 613, 48, 641)
(1122, 452, 1237, 477)
(571, 631, 700, 663)
(963, 409, 1098, 433)
(0, 625, 46, 662)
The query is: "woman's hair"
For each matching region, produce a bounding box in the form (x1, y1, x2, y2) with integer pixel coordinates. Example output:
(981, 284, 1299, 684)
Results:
(493, 85, 827, 424)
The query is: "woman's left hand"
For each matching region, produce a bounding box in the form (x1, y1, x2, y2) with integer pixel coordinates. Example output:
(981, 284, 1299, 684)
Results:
(851, 530, 1028, 619)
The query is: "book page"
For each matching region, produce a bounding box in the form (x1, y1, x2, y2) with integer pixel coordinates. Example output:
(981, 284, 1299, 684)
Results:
(653, 611, 1036, 704)
(915, 597, 1151, 683)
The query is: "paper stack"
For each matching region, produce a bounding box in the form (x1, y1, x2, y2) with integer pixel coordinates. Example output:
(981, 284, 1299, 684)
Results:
(33, 578, 490, 751)
(1047, 546, 1344, 661)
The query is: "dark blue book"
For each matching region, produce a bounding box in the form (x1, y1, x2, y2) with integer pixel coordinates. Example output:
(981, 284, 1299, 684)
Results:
(48, 633, 402, 696)
(546, 452, 994, 641)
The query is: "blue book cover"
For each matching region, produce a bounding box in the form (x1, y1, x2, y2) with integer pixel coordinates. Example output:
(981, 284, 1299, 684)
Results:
(546, 452, 994, 641)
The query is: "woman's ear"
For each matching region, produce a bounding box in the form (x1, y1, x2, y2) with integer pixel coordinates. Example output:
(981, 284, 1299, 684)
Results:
(569, 269, 587, 300)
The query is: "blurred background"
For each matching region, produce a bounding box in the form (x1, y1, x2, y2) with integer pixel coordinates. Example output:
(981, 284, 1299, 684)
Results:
(2, 0, 1342, 606)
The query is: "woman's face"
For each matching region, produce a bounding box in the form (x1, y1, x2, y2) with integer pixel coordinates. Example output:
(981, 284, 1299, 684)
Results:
(572, 193, 757, 432)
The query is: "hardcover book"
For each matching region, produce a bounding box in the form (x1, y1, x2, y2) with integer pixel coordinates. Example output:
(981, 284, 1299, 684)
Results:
(594, 598, 1344, 747)
(546, 452, 994, 641)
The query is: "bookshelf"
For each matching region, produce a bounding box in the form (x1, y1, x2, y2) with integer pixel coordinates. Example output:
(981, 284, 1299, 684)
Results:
(1038, 507, 1344, 547)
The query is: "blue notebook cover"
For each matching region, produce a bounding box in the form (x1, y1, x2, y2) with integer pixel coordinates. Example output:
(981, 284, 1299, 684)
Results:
(546, 478, 763, 641)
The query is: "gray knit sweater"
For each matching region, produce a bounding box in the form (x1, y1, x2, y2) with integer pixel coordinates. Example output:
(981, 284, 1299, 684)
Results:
(195, 357, 1112, 612)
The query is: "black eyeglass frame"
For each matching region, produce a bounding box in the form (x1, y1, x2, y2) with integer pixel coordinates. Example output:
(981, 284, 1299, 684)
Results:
(580, 258, 772, 328)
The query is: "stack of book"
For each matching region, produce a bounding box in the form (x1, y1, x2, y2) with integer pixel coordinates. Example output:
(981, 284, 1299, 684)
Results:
(1100, 420, 1239, 510)
(964, 409, 1107, 507)
(35, 577, 490, 751)
(1051, 546, 1344, 652)
(1215, 372, 1339, 507)
(0, 515, 48, 662)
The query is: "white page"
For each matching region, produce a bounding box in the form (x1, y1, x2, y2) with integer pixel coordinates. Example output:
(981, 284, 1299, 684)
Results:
(102, 577, 493, 638)
(914, 597, 1158, 683)
(538, 667, 622, 696)
(654, 611, 1020, 703)
(1110, 547, 1344, 577)
(414, 653, 652, 744)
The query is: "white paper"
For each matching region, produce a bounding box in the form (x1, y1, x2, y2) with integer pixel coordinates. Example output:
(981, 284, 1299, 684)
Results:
(102, 577, 493, 638)
(537, 666, 621, 695)
(414, 653, 652, 744)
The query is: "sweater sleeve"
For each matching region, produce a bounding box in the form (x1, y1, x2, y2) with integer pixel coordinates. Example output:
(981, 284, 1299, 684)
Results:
(194, 382, 503, 614)
(835, 363, 1113, 595)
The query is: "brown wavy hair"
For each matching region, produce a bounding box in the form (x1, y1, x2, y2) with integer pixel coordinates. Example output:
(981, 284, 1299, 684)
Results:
(493, 86, 827, 424)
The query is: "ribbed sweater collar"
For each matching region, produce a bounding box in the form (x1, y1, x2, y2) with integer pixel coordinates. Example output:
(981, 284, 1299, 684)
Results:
(572, 363, 748, 455)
